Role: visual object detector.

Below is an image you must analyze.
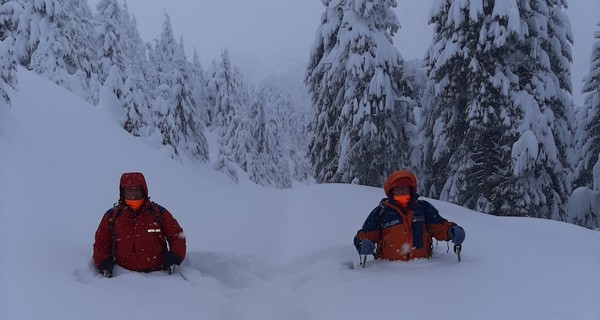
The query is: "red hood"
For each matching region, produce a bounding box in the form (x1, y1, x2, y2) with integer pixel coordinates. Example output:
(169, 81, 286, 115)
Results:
(119, 172, 148, 199)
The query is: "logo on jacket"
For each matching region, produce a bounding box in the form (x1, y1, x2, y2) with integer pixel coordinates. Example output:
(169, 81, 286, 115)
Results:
(382, 219, 401, 228)
(147, 229, 161, 233)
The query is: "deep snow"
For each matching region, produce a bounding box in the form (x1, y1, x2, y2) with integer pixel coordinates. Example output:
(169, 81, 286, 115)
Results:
(1, 69, 599, 320)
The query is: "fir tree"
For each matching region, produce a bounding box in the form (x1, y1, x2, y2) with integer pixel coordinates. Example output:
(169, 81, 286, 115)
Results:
(0, 0, 20, 106)
(120, 11, 152, 136)
(191, 48, 210, 127)
(422, 0, 573, 220)
(211, 49, 252, 179)
(574, 22, 600, 190)
(567, 21, 600, 229)
(94, 0, 128, 103)
(151, 13, 208, 163)
(267, 84, 312, 183)
(23, 0, 96, 94)
(247, 85, 293, 188)
(306, 0, 416, 187)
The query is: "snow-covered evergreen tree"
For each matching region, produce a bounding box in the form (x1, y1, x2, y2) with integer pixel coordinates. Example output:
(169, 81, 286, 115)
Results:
(573, 22, 600, 190)
(422, 0, 573, 220)
(211, 49, 252, 180)
(59, 0, 98, 101)
(150, 13, 208, 163)
(21, 0, 96, 94)
(204, 59, 219, 127)
(14, 0, 99, 102)
(191, 48, 210, 128)
(13, 0, 40, 67)
(306, 0, 416, 186)
(568, 21, 600, 229)
(267, 84, 312, 183)
(421, 0, 507, 209)
(94, 0, 129, 105)
(0, 0, 20, 106)
(119, 10, 152, 136)
(246, 86, 292, 188)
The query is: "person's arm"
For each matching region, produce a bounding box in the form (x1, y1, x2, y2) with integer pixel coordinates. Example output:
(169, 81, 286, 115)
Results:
(353, 204, 385, 251)
(419, 200, 455, 241)
(160, 206, 186, 263)
(92, 210, 113, 267)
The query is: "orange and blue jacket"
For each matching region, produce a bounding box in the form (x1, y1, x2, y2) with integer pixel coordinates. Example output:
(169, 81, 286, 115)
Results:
(354, 197, 455, 261)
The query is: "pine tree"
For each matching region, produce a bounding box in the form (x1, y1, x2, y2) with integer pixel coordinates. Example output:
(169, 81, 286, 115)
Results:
(120, 11, 152, 136)
(13, 0, 42, 67)
(422, 0, 573, 219)
(22, 0, 96, 95)
(574, 22, 600, 190)
(267, 84, 312, 183)
(0, 1, 20, 106)
(60, 0, 98, 101)
(94, 0, 128, 103)
(421, 0, 511, 210)
(211, 49, 252, 180)
(191, 48, 210, 127)
(567, 21, 600, 229)
(151, 13, 208, 163)
(306, 0, 416, 186)
(247, 85, 293, 188)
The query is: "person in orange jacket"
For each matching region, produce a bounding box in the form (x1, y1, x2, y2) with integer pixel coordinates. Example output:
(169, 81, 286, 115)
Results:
(354, 170, 465, 261)
(93, 172, 186, 277)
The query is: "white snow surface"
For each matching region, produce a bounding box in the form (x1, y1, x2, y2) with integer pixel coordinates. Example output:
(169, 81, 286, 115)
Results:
(1, 69, 599, 319)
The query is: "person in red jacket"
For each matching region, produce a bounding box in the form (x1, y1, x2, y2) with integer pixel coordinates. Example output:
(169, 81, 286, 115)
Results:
(354, 170, 465, 261)
(93, 172, 186, 277)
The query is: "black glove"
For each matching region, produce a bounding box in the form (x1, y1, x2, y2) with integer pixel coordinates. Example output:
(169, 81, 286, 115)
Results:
(163, 251, 182, 266)
(98, 258, 114, 277)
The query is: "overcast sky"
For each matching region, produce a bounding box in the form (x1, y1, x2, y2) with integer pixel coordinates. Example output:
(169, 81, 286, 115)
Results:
(89, 0, 598, 106)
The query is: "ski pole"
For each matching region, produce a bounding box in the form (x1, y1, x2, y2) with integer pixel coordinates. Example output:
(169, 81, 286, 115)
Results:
(454, 244, 462, 262)
(359, 254, 368, 268)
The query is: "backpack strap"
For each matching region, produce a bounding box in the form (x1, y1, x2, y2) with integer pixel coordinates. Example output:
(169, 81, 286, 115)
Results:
(149, 201, 170, 253)
(149, 201, 164, 223)
(106, 203, 121, 263)
(375, 198, 388, 259)
(376, 198, 387, 228)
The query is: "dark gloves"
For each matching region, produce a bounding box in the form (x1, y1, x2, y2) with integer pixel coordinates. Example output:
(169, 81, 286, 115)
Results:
(448, 225, 465, 245)
(359, 239, 376, 255)
(163, 251, 182, 266)
(98, 258, 114, 278)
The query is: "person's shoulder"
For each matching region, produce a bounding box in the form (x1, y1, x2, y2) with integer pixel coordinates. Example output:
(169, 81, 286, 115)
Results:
(150, 201, 166, 211)
(104, 205, 118, 216)
(370, 198, 389, 210)
(414, 199, 438, 213)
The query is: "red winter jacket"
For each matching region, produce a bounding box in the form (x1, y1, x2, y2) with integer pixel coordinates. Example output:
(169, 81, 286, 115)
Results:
(93, 173, 186, 272)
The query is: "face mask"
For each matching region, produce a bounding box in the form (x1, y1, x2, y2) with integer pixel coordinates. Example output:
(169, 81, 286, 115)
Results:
(393, 195, 411, 207)
(124, 199, 144, 211)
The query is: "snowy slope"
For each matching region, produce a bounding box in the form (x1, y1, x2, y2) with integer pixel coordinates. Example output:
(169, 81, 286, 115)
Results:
(1, 69, 599, 320)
